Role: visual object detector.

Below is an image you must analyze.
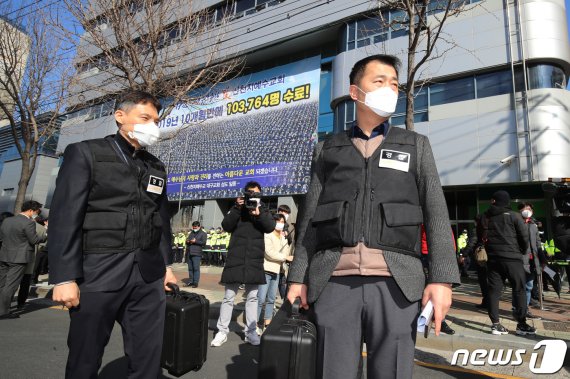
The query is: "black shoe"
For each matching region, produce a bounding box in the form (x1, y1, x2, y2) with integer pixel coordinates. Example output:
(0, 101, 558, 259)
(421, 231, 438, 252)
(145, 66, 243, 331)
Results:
(441, 322, 455, 335)
(491, 323, 509, 335)
(183, 283, 192, 287)
(525, 312, 541, 320)
(476, 302, 488, 309)
(516, 322, 536, 335)
(191, 284, 198, 288)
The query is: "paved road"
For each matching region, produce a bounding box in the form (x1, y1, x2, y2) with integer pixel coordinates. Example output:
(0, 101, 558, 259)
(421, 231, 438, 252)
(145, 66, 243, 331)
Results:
(0, 298, 521, 379)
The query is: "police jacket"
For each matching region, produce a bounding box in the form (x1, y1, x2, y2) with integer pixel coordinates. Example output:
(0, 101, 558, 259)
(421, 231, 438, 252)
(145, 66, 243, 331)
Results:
(476, 205, 529, 261)
(313, 127, 422, 257)
(48, 133, 173, 292)
(220, 205, 275, 284)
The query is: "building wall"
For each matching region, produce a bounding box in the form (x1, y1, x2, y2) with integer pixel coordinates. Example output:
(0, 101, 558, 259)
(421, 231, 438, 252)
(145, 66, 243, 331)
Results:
(330, 0, 570, 186)
(58, 0, 570, 202)
(0, 155, 59, 212)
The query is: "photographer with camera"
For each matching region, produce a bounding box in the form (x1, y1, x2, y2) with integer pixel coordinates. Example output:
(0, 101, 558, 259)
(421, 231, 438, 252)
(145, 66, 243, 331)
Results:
(211, 181, 275, 347)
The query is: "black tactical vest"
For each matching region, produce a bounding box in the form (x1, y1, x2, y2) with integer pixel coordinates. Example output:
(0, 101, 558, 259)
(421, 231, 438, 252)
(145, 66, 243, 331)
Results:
(82, 136, 167, 254)
(312, 127, 423, 257)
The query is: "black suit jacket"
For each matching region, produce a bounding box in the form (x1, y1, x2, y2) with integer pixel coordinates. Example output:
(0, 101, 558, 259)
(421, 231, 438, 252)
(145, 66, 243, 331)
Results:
(48, 134, 172, 292)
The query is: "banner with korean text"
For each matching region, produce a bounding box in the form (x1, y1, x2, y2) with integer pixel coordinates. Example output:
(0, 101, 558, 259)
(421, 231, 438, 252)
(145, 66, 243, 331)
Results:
(149, 56, 320, 201)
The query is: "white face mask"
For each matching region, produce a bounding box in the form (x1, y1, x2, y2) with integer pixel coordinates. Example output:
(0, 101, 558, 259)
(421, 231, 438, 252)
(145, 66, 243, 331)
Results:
(127, 122, 160, 147)
(275, 223, 285, 231)
(31, 213, 38, 220)
(283, 213, 289, 221)
(521, 210, 533, 219)
(356, 86, 398, 118)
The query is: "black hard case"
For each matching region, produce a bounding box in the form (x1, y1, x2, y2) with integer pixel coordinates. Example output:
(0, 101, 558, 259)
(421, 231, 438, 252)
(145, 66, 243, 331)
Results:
(258, 299, 317, 379)
(161, 283, 209, 377)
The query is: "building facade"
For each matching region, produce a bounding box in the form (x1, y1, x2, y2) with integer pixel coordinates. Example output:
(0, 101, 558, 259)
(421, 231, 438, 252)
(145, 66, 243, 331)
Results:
(57, 0, 570, 235)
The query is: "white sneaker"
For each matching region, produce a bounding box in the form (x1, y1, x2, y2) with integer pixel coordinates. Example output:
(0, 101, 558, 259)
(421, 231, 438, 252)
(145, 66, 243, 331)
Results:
(210, 332, 228, 347)
(245, 332, 260, 346)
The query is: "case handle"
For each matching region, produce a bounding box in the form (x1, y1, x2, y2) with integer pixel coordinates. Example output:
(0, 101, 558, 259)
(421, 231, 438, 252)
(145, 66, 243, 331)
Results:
(290, 297, 301, 318)
(166, 282, 180, 294)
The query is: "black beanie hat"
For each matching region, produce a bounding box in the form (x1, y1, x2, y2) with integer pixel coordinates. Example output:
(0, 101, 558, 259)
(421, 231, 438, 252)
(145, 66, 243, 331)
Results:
(491, 190, 511, 207)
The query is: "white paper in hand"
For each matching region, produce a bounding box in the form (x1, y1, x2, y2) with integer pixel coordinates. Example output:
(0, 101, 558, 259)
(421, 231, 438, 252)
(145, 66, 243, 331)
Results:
(417, 300, 434, 333)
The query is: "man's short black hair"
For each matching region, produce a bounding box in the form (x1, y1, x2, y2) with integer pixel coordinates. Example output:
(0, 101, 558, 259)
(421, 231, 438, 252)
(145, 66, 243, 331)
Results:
(518, 202, 534, 210)
(278, 204, 291, 214)
(21, 200, 42, 213)
(244, 181, 262, 192)
(349, 54, 401, 85)
(273, 213, 286, 222)
(192, 221, 201, 227)
(114, 90, 162, 114)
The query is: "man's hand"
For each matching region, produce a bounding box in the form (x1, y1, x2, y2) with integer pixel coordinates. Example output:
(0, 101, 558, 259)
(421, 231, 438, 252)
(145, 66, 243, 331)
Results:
(287, 283, 309, 310)
(422, 283, 452, 336)
(53, 282, 80, 309)
(164, 267, 177, 291)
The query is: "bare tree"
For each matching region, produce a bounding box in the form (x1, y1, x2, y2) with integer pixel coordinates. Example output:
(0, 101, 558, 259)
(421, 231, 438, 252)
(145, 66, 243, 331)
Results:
(375, 0, 481, 131)
(0, 7, 71, 212)
(58, 0, 241, 119)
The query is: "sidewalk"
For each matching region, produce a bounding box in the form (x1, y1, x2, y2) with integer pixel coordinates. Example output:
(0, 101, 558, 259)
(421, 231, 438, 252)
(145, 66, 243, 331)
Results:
(35, 264, 570, 378)
(168, 264, 570, 378)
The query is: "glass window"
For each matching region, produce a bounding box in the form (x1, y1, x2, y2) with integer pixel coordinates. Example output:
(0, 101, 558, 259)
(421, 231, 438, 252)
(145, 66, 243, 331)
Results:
(389, 9, 408, 39)
(345, 101, 355, 128)
(215, 2, 235, 22)
(392, 88, 428, 126)
(236, 0, 255, 13)
(476, 70, 513, 98)
(356, 18, 383, 40)
(429, 77, 475, 105)
(319, 67, 334, 140)
(333, 100, 355, 132)
(319, 68, 332, 114)
(391, 110, 428, 126)
(527, 64, 567, 89)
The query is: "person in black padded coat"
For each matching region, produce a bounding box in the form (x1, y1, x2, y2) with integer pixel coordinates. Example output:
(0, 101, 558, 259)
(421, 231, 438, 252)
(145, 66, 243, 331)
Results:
(211, 181, 275, 347)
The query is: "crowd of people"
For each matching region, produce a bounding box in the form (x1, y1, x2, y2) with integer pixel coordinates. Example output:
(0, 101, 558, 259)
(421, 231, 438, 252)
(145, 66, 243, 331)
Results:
(148, 101, 317, 200)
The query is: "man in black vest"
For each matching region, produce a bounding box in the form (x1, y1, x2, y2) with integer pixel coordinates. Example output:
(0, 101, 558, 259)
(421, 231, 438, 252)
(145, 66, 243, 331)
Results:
(49, 90, 176, 378)
(287, 55, 460, 379)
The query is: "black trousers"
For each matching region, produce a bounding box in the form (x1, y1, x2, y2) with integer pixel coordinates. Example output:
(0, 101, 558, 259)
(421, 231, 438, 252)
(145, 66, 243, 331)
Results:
(33, 249, 49, 282)
(487, 259, 527, 324)
(17, 274, 32, 307)
(66, 263, 165, 379)
(476, 264, 489, 305)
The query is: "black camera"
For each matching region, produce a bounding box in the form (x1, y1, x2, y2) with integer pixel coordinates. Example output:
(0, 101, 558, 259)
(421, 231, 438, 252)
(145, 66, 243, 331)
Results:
(243, 190, 262, 210)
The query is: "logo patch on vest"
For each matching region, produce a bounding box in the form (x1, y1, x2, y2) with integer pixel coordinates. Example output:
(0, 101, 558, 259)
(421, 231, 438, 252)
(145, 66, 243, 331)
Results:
(147, 175, 164, 194)
(378, 149, 410, 172)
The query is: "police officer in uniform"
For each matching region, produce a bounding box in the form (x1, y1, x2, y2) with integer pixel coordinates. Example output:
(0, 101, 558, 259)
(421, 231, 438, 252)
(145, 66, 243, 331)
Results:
(49, 90, 176, 378)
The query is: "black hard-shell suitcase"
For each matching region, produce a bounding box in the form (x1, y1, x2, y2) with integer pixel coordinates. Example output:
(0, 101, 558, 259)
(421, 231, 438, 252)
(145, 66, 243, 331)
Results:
(161, 283, 209, 377)
(258, 298, 317, 379)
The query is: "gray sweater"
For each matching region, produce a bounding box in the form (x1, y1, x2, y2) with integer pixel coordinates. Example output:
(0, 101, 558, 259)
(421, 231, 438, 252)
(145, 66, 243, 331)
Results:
(288, 129, 461, 303)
